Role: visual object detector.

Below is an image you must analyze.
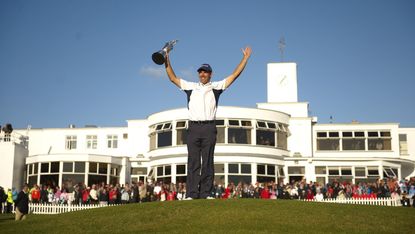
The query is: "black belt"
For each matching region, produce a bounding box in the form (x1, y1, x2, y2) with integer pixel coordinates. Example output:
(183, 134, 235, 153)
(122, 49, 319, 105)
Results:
(189, 120, 215, 124)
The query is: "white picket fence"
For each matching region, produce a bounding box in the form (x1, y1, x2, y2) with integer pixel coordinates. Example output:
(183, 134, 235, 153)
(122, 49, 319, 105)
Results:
(1, 203, 118, 215)
(29, 203, 119, 214)
(303, 197, 402, 206)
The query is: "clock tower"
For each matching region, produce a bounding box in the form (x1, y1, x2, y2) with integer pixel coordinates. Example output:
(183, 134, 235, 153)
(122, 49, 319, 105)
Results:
(267, 62, 298, 103)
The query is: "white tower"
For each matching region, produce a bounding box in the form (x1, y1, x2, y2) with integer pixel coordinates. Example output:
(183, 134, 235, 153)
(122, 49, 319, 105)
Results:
(267, 62, 298, 103)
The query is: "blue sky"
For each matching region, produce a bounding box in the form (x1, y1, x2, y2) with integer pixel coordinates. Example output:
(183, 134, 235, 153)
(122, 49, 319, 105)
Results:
(1, 0, 414, 128)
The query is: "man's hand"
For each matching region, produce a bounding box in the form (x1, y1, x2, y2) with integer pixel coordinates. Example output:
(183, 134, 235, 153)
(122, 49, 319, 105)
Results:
(242, 47, 252, 59)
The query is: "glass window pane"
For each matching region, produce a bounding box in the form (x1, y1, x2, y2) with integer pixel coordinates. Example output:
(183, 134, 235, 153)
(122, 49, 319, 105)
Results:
(215, 120, 224, 126)
(329, 132, 339, 138)
(368, 139, 391, 150)
(257, 165, 266, 175)
(328, 168, 339, 175)
(317, 139, 340, 151)
(241, 164, 251, 174)
(214, 164, 224, 174)
(267, 123, 276, 129)
(75, 162, 85, 173)
(176, 129, 187, 145)
(228, 175, 251, 184)
(317, 132, 327, 138)
(342, 139, 365, 150)
(355, 132, 365, 137)
(368, 132, 378, 137)
(315, 166, 326, 174)
(341, 168, 352, 176)
(163, 123, 171, 129)
(267, 165, 275, 175)
(165, 166, 171, 176)
(288, 167, 305, 175)
(241, 121, 251, 127)
(257, 130, 275, 146)
(99, 163, 107, 174)
(41, 163, 49, 173)
(156, 124, 163, 130)
(89, 162, 97, 173)
(216, 127, 225, 143)
(158, 131, 172, 147)
(157, 167, 163, 176)
(342, 132, 352, 137)
(176, 165, 186, 175)
(229, 120, 239, 126)
(277, 131, 287, 149)
(257, 121, 267, 128)
(380, 132, 390, 137)
(228, 128, 251, 144)
(50, 162, 60, 173)
(355, 167, 366, 177)
(228, 164, 239, 174)
(176, 121, 186, 128)
(63, 162, 73, 173)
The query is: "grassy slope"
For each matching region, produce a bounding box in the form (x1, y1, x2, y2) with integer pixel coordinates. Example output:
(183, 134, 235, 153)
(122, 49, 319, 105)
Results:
(0, 199, 413, 233)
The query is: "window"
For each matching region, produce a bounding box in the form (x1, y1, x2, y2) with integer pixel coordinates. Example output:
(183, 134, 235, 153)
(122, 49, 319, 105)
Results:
(277, 124, 288, 149)
(328, 167, 339, 176)
(341, 168, 352, 176)
(257, 164, 266, 175)
(86, 135, 97, 149)
(216, 120, 225, 143)
(342, 131, 365, 151)
(75, 162, 85, 173)
(176, 165, 186, 175)
(241, 164, 251, 174)
(65, 136, 77, 150)
(107, 135, 118, 148)
(131, 167, 148, 175)
(315, 166, 326, 174)
(214, 164, 225, 174)
(150, 122, 173, 149)
(316, 132, 339, 151)
(228, 120, 251, 144)
(89, 162, 98, 173)
(355, 167, 366, 177)
(176, 121, 188, 145)
(368, 131, 391, 151)
(41, 163, 49, 173)
(228, 164, 239, 174)
(99, 163, 108, 174)
(367, 167, 379, 176)
(399, 134, 408, 155)
(63, 162, 73, 173)
(256, 121, 276, 147)
(288, 167, 305, 175)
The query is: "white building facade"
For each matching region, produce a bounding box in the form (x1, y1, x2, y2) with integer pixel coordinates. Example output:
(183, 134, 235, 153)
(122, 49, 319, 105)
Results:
(1, 62, 414, 190)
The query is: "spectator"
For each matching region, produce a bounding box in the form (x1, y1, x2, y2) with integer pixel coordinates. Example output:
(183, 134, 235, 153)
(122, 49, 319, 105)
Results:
(31, 185, 40, 203)
(89, 184, 99, 204)
(6, 189, 13, 213)
(15, 184, 29, 221)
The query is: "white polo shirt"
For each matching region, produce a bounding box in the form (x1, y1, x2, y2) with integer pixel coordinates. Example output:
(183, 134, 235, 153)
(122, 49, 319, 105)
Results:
(180, 78, 227, 121)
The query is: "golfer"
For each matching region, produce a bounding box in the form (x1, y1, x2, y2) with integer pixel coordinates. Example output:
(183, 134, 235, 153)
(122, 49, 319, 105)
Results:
(164, 46, 252, 199)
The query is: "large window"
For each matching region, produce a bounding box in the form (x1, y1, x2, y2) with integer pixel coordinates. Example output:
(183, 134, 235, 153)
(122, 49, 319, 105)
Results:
(86, 135, 97, 149)
(316, 132, 339, 151)
(317, 130, 392, 151)
(257, 164, 276, 183)
(176, 121, 188, 145)
(216, 120, 225, 144)
(277, 124, 288, 149)
(214, 164, 225, 185)
(227, 163, 252, 184)
(228, 120, 252, 144)
(65, 136, 77, 150)
(107, 135, 118, 148)
(149, 122, 173, 149)
(342, 132, 365, 151)
(399, 134, 408, 155)
(368, 131, 391, 150)
(256, 121, 275, 146)
(155, 165, 172, 183)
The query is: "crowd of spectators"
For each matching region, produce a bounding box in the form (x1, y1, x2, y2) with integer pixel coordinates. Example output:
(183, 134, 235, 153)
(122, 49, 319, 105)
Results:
(2, 177, 415, 213)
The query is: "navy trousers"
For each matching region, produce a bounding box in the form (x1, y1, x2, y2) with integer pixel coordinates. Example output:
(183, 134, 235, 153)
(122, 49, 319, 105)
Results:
(186, 122, 216, 199)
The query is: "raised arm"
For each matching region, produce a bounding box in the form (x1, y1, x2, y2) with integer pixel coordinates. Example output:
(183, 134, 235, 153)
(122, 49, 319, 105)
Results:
(224, 47, 252, 89)
(164, 52, 181, 88)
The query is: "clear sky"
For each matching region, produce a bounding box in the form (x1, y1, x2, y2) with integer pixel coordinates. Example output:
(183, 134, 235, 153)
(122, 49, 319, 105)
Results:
(1, 0, 414, 129)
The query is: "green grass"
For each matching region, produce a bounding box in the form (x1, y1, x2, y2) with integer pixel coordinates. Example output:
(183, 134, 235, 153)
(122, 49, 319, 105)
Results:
(0, 199, 414, 233)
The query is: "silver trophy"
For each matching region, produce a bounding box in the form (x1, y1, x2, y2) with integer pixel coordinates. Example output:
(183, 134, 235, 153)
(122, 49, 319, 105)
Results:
(152, 40, 178, 65)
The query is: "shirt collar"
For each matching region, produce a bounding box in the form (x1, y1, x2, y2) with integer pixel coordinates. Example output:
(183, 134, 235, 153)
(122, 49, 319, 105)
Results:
(199, 81, 212, 86)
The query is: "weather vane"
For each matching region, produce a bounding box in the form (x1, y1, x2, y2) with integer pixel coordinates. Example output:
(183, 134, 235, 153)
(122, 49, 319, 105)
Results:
(279, 37, 286, 62)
